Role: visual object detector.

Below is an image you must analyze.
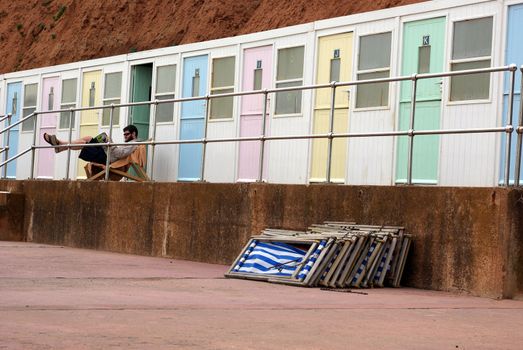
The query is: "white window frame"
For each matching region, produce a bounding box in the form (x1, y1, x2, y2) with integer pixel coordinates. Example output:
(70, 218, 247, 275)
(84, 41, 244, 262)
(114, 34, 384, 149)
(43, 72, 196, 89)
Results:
(274, 45, 305, 118)
(354, 31, 392, 111)
(448, 15, 494, 104)
(58, 77, 78, 131)
(210, 56, 235, 121)
(21, 83, 38, 132)
(101, 72, 122, 127)
(154, 64, 177, 125)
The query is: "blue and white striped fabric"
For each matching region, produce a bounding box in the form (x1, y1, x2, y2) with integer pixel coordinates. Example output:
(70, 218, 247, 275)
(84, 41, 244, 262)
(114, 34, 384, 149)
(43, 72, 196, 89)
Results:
(297, 240, 328, 281)
(319, 245, 342, 281)
(233, 240, 259, 271)
(351, 241, 377, 285)
(235, 241, 307, 277)
(373, 246, 390, 282)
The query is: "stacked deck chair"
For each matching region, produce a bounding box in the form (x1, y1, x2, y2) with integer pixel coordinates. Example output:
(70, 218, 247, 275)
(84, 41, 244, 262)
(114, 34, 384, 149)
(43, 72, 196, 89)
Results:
(225, 222, 412, 289)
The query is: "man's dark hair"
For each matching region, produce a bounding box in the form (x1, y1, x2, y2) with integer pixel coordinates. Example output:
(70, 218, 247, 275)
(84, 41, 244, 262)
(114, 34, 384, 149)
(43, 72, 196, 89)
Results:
(124, 124, 138, 137)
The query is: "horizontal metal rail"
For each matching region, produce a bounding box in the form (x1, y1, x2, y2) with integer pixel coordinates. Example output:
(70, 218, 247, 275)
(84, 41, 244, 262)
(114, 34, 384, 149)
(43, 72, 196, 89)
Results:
(0, 112, 36, 135)
(0, 114, 11, 124)
(27, 125, 509, 151)
(0, 147, 32, 169)
(0, 64, 520, 185)
(13, 65, 513, 118)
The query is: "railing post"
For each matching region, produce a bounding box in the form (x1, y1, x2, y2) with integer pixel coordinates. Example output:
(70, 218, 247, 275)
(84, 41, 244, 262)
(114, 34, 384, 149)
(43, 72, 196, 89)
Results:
(200, 95, 210, 182)
(30, 113, 38, 179)
(65, 108, 74, 180)
(149, 100, 159, 181)
(104, 105, 115, 181)
(2, 114, 11, 179)
(326, 81, 337, 183)
(515, 65, 523, 186)
(504, 64, 517, 186)
(407, 74, 418, 185)
(258, 90, 269, 182)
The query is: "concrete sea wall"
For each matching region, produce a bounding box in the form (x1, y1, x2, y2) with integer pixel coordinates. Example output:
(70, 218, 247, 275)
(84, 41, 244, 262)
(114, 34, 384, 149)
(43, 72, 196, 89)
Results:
(0, 180, 521, 299)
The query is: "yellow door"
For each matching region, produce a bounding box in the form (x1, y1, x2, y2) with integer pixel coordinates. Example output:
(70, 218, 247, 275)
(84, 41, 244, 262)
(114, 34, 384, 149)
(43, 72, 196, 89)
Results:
(310, 33, 353, 182)
(77, 70, 102, 178)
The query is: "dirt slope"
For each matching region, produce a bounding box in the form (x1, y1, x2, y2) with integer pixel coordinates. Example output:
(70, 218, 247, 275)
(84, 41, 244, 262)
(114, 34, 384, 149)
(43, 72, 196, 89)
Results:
(0, 0, 425, 74)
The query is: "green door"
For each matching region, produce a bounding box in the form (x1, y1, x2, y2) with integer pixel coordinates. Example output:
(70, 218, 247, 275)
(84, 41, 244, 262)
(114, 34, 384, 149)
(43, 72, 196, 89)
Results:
(130, 64, 153, 139)
(396, 17, 446, 184)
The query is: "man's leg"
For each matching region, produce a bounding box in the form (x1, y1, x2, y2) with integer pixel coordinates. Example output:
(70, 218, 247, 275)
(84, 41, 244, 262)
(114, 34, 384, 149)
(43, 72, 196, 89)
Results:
(57, 136, 93, 151)
(44, 133, 93, 152)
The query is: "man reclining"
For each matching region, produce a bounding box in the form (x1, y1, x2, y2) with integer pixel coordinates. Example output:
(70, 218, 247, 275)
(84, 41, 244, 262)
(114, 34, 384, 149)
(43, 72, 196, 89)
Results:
(43, 124, 139, 164)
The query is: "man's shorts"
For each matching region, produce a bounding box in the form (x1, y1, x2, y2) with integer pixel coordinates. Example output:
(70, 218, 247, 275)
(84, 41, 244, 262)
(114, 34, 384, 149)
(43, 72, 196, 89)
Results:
(79, 135, 107, 164)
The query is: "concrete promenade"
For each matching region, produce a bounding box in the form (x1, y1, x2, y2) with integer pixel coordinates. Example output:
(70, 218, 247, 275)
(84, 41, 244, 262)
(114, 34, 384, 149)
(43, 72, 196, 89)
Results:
(1, 241, 522, 349)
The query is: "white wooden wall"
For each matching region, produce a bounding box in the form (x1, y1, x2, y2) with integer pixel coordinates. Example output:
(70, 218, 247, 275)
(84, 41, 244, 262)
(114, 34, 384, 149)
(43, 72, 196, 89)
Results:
(146, 54, 180, 182)
(438, 1, 503, 186)
(53, 69, 80, 180)
(265, 32, 313, 184)
(346, 18, 399, 185)
(97, 62, 129, 137)
(204, 45, 239, 183)
(16, 74, 40, 179)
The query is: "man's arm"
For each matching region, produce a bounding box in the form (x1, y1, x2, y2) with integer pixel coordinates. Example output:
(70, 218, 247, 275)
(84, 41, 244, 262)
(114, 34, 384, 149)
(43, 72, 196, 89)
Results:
(109, 143, 137, 161)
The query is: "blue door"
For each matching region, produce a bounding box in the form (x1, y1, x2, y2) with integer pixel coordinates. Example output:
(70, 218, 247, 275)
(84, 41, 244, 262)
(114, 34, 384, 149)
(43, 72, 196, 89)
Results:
(4, 82, 22, 178)
(501, 4, 523, 184)
(178, 55, 208, 181)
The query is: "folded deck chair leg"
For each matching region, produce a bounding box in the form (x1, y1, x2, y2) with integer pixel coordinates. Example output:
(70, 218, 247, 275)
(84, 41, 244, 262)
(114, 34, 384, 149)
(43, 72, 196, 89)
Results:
(87, 169, 107, 181)
(131, 163, 149, 181)
(110, 168, 146, 182)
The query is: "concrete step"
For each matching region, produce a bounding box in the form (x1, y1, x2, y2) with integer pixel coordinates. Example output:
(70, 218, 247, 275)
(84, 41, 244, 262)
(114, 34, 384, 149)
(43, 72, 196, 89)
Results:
(0, 191, 25, 241)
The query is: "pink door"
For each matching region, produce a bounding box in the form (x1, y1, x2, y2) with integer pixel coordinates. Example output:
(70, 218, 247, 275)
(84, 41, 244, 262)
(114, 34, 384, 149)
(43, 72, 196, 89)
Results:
(238, 45, 273, 181)
(37, 77, 60, 178)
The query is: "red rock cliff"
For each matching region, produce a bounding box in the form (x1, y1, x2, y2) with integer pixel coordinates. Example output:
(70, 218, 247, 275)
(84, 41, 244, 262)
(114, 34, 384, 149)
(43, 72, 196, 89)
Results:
(0, 0, 424, 74)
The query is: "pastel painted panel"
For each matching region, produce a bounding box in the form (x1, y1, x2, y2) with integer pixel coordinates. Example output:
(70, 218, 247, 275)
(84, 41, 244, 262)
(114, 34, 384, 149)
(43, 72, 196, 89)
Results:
(4, 82, 22, 178)
(80, 71, 102, 127)
(238, 115, 268, 181)
(178, 55, 208, 181)
(178, 118, 204, 181)
(77, 70, 102, 178)
(396, 101, 441, 182)
(181, 55, 208, 119)
(241, 45, 273, 115)
(130, 64, 153, 140)
(396, 17, 445, 184)
(314, 33, 353, 108)
(500, 4, 523, 184)
(310, 32, 352, 182)
(40, 77, 60, 128)
(238, 45, 272, 181)
(310, 109, 349, 182)
(37, 76, 60, 178)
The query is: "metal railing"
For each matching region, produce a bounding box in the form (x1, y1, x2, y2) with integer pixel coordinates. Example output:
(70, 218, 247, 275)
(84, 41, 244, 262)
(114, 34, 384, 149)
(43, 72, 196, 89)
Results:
(0, 64, 522, 185)
(0, 114, 12, 179)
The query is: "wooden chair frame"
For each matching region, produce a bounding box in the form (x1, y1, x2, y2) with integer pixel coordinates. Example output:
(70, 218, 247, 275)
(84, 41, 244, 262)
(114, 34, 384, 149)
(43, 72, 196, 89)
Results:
(84, 145, 149, 182)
